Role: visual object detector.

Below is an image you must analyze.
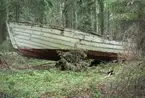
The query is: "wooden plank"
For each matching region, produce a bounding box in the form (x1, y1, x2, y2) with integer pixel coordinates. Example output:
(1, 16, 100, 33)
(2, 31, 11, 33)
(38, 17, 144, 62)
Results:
(14, 27, 123, 47)
(15, 36, 72, 49)
(76, 44, 123, 53)
(9, 23, 62, 35)
(8, 22, 125, 54)
(14, 31, 123, 51)
(16, 39, 58, 49)
(15, 34, 123, 53)
(14, 31, 76, 47)
(14, 28, 80, 43)
(16, 42, 44, 49)
(13, 29, 124, 51)
(10, 23, 123, 46)
(80, 41, 123, 49)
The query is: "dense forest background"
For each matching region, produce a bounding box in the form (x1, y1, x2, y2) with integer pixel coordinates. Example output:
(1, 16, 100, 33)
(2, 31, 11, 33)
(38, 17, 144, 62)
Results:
(1, 1, 145, 98)
(0, 0, 145, 56)
(1, 0, 145, 44)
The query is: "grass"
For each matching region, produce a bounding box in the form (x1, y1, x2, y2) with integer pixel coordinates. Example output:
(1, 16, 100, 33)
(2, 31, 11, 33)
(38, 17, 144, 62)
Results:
(0, 58, 119, 98)
(0, 51, 108, 97)
(0, 68, 106, 98)
(1, 57, 144, 98)
(1, 50, 143, 98)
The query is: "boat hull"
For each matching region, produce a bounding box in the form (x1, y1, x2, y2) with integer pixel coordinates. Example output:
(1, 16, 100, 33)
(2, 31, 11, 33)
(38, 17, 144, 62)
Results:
(7, 22, 126, 61)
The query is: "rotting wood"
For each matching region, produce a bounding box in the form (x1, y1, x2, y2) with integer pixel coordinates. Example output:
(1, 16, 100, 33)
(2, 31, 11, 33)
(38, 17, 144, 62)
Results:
(7, 22, 128, 61)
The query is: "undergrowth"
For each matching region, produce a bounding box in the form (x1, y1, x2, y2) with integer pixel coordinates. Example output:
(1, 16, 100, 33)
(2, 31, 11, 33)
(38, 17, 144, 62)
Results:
(0, 48, 121, 98)
(1, 41, 145, 98)
(0, 68, 107, 98)
(0, 49, 114, 98)
(56, 50, 90, 71)
(1, 55, 145, 98)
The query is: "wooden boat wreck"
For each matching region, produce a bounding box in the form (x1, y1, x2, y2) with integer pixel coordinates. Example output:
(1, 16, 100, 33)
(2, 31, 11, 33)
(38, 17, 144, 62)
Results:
(7, 22, 126, 61)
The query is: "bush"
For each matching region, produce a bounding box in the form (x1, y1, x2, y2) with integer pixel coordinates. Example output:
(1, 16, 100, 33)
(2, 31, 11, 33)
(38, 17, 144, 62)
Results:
(100, 61, 145, 98)
(55, 49, 91, 71)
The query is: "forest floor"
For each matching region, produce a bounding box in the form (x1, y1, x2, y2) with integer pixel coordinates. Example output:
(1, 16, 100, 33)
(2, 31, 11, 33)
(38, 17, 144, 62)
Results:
(0, 52, 143, 98)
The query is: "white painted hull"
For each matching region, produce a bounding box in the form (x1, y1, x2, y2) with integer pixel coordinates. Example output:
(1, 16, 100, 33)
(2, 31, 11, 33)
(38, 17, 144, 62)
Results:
(7, 22, 125, 60)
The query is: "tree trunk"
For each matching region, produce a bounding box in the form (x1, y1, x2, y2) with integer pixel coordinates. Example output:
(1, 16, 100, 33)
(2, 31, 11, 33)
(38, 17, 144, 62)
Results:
(0, 0, 7, 44)
(107, 10, 110, 37)
(0, 18, 7, 44)
(15, 1, 20, 22)
(97, 0, 104, 36)
(63, 0, 74, 28)
(94, 0, 97, 33)
(72, 0, 77, 29)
